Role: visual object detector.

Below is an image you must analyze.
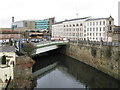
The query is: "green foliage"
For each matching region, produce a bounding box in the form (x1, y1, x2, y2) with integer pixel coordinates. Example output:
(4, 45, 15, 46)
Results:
(91, 47, 97, 57)
(22, 43, 35, 57)
(103, 46, 112, 59)
(1, 55, 6, 64)
(114, 53, 120, 61)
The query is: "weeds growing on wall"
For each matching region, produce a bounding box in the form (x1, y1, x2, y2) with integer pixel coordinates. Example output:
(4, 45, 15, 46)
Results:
(91, 47, 97, 57)
(103, 46, 112, 59)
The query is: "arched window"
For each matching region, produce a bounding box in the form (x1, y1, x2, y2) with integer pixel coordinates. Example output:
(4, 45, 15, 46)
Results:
(80, 23, 82, 26)
(76, 24, 79, 26)
(73, 24, 75, 26)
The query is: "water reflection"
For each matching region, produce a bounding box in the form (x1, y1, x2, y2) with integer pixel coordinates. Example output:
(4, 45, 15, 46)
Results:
(32, 53, 120, 88)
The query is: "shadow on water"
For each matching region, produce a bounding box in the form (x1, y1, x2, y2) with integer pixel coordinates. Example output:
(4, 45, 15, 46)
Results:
(32, 51, 120, 88)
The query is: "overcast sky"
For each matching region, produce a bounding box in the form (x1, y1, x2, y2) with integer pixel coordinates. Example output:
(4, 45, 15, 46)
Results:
(0, 0, 119, 28)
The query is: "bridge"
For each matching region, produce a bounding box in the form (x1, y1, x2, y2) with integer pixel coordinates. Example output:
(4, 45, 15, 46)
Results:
(14, 40, 69, 56)
(32, 41, 68, 55)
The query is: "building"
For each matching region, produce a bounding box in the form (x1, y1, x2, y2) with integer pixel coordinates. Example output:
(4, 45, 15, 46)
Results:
(0, 46, 16, 87)
(118, 1, 120, 26)
(11, 17, 55, 35)
(108, 26, 120, 42)
(35, 17, 55, 34)
(12, 20, 35, 32)
(52, 16, 114, 42)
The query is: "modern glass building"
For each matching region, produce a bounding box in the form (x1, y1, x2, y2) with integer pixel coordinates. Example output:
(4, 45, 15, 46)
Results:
(35, 19, 49, 30)
(35, 17, 55, 32)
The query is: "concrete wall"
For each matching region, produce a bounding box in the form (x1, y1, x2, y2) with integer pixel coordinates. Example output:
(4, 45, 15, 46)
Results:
(0, 52, 16, 82)
(0, 66, 14, 82)
(61, 42, 120, 80)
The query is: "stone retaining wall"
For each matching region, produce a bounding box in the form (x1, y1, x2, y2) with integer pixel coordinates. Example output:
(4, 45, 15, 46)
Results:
(60, 42, 120, 80)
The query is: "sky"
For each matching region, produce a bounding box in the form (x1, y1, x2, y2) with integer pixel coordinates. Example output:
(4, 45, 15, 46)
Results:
(0, 0, 119, 28)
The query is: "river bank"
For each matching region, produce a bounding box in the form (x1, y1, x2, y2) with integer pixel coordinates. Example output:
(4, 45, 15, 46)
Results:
(60, 42, 120, 80)
(13, 55, 35, 89)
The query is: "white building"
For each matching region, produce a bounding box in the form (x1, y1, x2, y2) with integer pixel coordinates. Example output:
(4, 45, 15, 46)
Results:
(0, 46, 16, 88)
(52, 16, 114, 42)
(118, 1, 120, 26)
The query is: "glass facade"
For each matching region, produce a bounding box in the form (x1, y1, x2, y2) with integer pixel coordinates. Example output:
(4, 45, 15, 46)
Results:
(35, 19, 50, 30)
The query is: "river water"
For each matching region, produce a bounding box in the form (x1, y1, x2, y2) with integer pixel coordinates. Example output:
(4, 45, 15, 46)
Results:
(32, 52, 119, 89)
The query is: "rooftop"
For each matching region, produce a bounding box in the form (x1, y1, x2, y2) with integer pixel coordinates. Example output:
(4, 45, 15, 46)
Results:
(86, 16, 114, 21)
(53, 17, 90, 25)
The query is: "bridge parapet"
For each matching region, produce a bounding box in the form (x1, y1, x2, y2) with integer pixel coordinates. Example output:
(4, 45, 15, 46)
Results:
(34, 40, 69, 48)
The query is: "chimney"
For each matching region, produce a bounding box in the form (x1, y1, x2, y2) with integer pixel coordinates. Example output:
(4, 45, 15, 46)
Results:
(12, 16, 14, 22)
(12, 16, 14, 31)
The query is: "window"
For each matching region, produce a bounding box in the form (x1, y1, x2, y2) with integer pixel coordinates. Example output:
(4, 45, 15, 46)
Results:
(100, 21, 102, 25)
(87, 33, 89, 36)
(90, 28, 92, 31)
(87, 28, 89, 31)
(96, 27, 98, 31)
(80, 23, 82, 26)
(93, 22, 95, 26)
(90, 33, 92, 36)
(103, 21, 105, 25)
(76, 24, 79, 26)
(93, 33, 94, 36)
(93, 28, 95, 31)
(110, 27, 112, 30)
(109, 21, 111, 25)
(90, 22, 92, 26)
(103, 27, 105, 31)
(96, 22, 98, 25)
(100, 27, 101, 31)
(96, 33, 98, 36)
(99, 33, 101, 36)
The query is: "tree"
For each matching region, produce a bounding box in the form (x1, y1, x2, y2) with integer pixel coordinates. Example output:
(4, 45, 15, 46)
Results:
(22, 43, 35, 57)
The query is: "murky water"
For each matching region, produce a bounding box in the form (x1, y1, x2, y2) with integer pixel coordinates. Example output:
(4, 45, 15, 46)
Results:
(32, 52, 120, 89)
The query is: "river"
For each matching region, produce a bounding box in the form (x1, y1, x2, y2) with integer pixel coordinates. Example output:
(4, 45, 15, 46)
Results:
(32, 52, 119, 89)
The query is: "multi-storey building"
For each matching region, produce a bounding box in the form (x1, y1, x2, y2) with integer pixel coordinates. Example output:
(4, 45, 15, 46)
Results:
(118, 1, 120, 26)
(35, 18, 55, 33)
(11, 17, 55, 34)
(52, 16, 114, 42)
(12, 20, 35, 32)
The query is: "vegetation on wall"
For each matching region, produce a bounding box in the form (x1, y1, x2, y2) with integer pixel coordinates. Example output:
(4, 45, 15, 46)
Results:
(114, 53, 120, 61)
(103, 46, 112, 59)
(91, 47, 97, 57)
